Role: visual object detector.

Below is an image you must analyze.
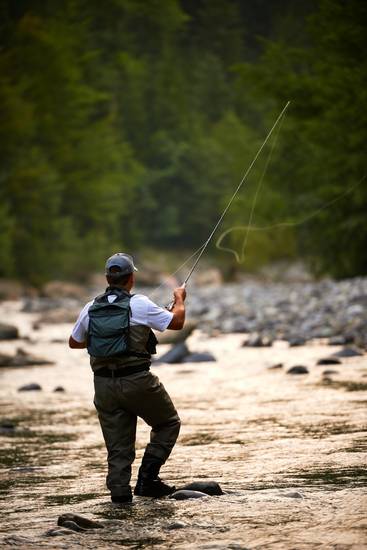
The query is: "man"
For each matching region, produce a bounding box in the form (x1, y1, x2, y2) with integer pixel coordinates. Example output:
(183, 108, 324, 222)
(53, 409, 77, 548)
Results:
(69, 252, 186, 504)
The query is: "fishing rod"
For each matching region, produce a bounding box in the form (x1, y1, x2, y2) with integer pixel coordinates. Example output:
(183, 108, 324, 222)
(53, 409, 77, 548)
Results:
(166, 101, 291, 309)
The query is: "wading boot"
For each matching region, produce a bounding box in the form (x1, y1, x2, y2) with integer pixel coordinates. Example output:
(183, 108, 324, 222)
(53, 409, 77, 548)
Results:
(111, 486, 132, 504)
(134, 453, 175, 497)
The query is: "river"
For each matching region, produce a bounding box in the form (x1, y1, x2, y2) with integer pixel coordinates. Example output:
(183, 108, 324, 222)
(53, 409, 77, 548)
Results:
(0, 300, 366, 549)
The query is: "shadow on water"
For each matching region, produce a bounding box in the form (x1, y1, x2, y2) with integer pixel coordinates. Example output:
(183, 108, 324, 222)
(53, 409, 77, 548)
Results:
(320, 379, 367, 392)
(289, 466, 367, 488)
(45, 492, 99, 505)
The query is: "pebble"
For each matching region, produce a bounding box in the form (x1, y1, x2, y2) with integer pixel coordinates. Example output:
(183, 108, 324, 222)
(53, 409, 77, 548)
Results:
(18, 383, 42, 392)
(170, 489, 208, 500)
(287, 365, 309, 375)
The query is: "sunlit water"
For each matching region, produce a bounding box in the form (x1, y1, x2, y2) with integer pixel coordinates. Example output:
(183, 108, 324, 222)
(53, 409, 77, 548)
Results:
(0, 301, 366, 549)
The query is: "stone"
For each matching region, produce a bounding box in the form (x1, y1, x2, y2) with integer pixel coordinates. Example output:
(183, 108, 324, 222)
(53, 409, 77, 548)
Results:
(284, 491, 304, 499)
(58, 520, 87, 532)
(18, 383, 42, 391)
(316, 357, 342, 365)
(53, 386, 65, 392)
(0, 348, 54, 368)
(179, 481, 223, 496)
(42, 280, 85, 299)
(288, 337, 306, 347)
(242, 333, 272, 347)
(170, 489, 208, 500)
(322, 369, 339, 375)
(182, 352, 216, 363)
(328, 335, 346, 345)
(157, 343, 190, 364)
(37, 308, 79, 324)
(193, 268, 223, 287)
(0, 419, 16, 434)
(286, 365, 309, 375)
(57, 513, 104, 530)
(0, 322, 19, 340)
(157, 320, 198, 345)
(333, 347, 363, 358)
(45, 528, 75, 537)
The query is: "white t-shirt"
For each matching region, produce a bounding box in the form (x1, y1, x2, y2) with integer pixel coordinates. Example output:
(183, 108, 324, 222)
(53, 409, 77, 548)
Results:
(71, 293, 173, 343)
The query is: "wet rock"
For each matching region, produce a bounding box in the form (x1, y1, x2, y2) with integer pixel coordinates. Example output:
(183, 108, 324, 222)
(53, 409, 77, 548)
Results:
(170, 489, 208, 500)
(268, 363, 283, 370)
(166, 521, 188, 530)
(317, 357, 342, 365)
(53, 386, 65, 392)
(322, 369, 339, 375)
(182, 352, 216, 363)
(284, 491, 304, 499)
(0, 419, 16, 434)
(333, 347, 363, 358)
(328, 335, 347, 345)
(157, 320, 197, 345)
(158, 343, 190, 364)
(37, 308, 79, 324)
(58, 520, 87, 532)
(0, 322, 19, 340)
(288, 337, 307, 347)
(2, 534, 35, 545)
(18, 383, 42, 391)
(0, 348, 54, 368)
(57, 513, 104, 530)
(287, 365, 309, 375)
(179, 481, 223, 495)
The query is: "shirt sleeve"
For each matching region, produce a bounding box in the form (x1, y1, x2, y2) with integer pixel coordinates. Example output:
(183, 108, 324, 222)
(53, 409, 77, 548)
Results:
(130, 295, 173, 332)
(71, 301, 93, 343)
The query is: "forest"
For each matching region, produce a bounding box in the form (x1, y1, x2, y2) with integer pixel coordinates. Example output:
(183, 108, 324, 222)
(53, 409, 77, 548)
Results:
(0, 0, 366, 284)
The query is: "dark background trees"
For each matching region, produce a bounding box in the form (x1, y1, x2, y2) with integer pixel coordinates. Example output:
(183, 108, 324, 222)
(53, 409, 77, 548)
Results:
(0, 0, 365, 284)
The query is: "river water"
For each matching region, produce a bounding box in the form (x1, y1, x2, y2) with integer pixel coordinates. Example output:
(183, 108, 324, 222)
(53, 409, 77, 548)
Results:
(0, 301, 366, 549)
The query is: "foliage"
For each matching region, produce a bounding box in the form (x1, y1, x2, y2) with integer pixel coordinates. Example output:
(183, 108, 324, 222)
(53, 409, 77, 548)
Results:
(0, 0, 365, 282)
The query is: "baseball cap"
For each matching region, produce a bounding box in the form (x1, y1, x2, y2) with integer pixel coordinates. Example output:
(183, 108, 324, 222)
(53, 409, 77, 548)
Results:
(105, 253, 138, 276)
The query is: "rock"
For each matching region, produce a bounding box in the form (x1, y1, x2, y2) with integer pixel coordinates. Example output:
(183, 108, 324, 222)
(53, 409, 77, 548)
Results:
(0, 280, 23, 300)
(170, 489, 208, 500)
(317, 357, 342, 365)
(284, 491, 304, 499)
(0, 419, 16, 434)
(157, 320, 198, 345)
(268, 363, 283, 370)
(286, 365, 309, 375)
(166, 521, 188, 530)
(58, 520, 87, 532)
(0, 322, 19, 340)
(18, 383, 42, 391)
(193, 268, 223, 287)
(333, 347, 363, 358)
(57, 513, 104, 530)
(53, 386, 65, 392)
(322, 369, 339, 375)
(42, 281, 85, 299)
(328, 335, 347, 345)
(0, 348, 54, 367)
(288, 337, 306, 347)
(242, 333, 272, 347)
(158, 343, 190, 364)
(179, 481, 223, 496)
(182, 352, 216, 363)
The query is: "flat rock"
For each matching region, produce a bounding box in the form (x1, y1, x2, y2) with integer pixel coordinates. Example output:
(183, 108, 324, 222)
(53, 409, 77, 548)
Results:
(158, 343, 190, 364)
(179, 481, 223, 495)
(45, 528, 75, 537)
(18, 383, 42, 391)
(288, 337, 307, 347)
(283, 491, 304, 499)
(170, 489, 208, 500)
(0, 322, 19, 340)
(53, 386, 65, 392)
(57, 513, 104, 530)
(322, 369, 339, 375)
(268, 363, 283, 370)
(317, 357, 342, 365)
(166, 521, 188, 530)
(333, 347, 363, 358)
(0, 419, 16, 434)
(182, 352, 216, 363)
(328, 335, 347, 345)
(287, 365, 309, 375)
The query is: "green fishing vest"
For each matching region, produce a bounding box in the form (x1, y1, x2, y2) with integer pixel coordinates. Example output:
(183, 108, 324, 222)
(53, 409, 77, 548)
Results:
(87, 287, 157, 371)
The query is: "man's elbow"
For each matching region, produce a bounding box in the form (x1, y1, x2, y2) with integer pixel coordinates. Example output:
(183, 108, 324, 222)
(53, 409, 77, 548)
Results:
(167, 317, 185, 330)
(69, 336, 86, 348)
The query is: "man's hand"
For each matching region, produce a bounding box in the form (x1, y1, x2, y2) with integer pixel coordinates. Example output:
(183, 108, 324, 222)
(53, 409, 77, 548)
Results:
(173, 285, 186, 303)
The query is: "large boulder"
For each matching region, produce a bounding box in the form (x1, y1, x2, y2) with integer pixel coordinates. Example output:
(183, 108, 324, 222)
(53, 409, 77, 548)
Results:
(156, 320, 198, 345)
(0, 322, 19, 340)
(42, 281, 85, 300)
(157, 343, 190, 364)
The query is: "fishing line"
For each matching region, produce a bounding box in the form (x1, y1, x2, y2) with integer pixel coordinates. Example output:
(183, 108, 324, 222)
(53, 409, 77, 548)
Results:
(216, 173, 367, 263)
(149, 100, 291, 302)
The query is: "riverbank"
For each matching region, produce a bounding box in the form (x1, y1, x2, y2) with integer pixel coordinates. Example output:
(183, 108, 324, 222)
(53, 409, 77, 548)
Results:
(0, 293, 366, 549)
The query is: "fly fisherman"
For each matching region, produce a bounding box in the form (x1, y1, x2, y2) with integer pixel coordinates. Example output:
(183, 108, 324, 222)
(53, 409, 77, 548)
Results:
(69, 253, 186, 504)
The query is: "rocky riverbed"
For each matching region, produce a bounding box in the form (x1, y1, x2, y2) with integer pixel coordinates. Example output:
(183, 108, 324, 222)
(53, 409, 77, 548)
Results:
(0, 280, 366, 549)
